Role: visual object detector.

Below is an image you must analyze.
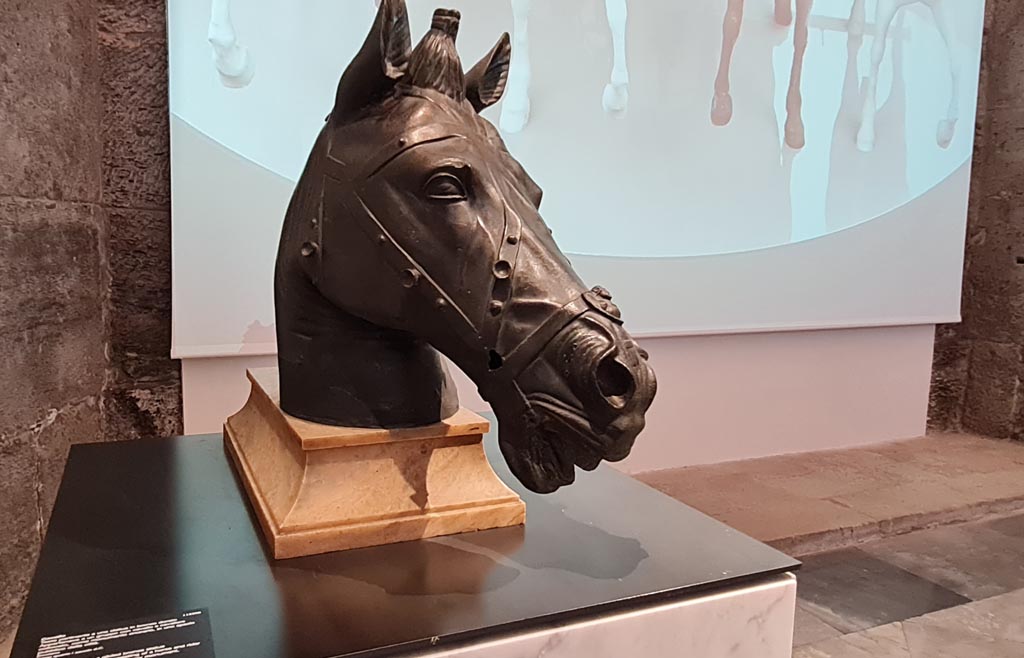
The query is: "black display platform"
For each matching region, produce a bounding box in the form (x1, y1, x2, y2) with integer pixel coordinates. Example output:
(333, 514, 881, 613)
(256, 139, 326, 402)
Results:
(13, 428, 799, 658)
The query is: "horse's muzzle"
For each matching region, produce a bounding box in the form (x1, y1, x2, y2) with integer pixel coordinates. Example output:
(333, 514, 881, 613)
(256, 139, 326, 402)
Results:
(506, 312, 657, 492)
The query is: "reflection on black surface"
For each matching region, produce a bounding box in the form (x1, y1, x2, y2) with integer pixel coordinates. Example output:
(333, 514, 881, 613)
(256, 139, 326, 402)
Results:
(476, 422, 650, 580)
(262, 475, 648, 658)
(265, 513, 524, 658)
(459, 498, 649, 581)
(271, 539, 520, 658)
(266, 501, 646, 658)
(278, 541, 520, 596)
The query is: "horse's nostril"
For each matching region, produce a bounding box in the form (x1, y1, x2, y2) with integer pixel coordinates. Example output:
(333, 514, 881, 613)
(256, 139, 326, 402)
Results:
(596, 354, 633, 406)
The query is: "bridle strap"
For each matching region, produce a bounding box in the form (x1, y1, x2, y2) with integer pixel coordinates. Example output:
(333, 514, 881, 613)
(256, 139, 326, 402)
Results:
(325, 124, 468, 183)
(317, 124, 602, 388)
(479, 203, 522, 351)
(498, 296, 590, 379)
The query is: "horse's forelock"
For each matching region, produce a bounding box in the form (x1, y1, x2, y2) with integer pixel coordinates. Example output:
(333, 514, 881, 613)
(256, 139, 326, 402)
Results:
(406, 9, 466, 102)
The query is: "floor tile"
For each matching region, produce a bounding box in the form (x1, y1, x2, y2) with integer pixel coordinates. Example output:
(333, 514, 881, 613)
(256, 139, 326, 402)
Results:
(636, 470, 877, 543)
(985, 513, 1024, 539)
(945, 469, 1024, 502)
(870, 435, 1024, 474)
(761, 450, 913, 500)
(635, 433, 1024, 555)
(796, 548, 970, 633)
(713, 499, 876, 544)
(797, 589, 1024, 657)
(792, 621, 911, 658)
(828, 475, 994, 522)
(637, 470, 794, 516)
(924, 434, 1024, 468)
(860, 520, 1024, 600)
(902, 595, 1024, 657)
(794, 601, 844, 647)
(945, 588, 1024, 644)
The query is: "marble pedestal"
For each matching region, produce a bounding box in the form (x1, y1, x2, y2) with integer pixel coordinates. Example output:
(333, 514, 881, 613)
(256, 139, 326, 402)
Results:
(418, 573, 797, 658)
(224, 367, 525, 558)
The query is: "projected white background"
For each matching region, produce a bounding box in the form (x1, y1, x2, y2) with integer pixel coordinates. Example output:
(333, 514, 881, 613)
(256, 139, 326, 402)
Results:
(169, 0, 983, 357)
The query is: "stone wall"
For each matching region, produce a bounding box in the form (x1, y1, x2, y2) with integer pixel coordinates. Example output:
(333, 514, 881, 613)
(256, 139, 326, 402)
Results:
(929, 1, 1024, 437)
(0, 0, 180, 641)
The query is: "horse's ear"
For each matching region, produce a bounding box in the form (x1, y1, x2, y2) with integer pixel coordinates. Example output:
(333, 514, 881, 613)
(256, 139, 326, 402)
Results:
(332, 0, 412, 122)
(465, 32, 511, 113)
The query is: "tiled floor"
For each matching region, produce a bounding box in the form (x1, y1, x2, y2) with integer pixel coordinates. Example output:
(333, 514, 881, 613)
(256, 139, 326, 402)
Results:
(797, 549, 970, 634)
(636, 432, 1024, 555)
(793, 513, 1024, 657)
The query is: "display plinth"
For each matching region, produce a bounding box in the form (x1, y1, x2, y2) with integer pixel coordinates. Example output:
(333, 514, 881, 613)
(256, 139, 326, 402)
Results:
(12, 430, 800, 658)
(224, 367, 525, 558)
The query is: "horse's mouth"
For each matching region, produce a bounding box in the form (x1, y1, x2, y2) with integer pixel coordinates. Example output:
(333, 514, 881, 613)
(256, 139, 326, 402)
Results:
(496, 370, 650, 493)
(528, 393, 632, 471)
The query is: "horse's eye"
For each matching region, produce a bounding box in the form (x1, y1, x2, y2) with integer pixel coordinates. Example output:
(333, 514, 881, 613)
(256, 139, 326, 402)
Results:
(424, 171, 468, 202)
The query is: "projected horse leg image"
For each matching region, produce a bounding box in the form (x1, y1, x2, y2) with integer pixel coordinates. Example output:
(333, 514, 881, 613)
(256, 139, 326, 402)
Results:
(928, 0, 960, 148)
(711, 0, 813, 150)
(710, 0, 743, 127)
(501, 0, 631, 132)
(601, 0, 630, 114)
(500, 0, 532, 132)
(849, 0, 867, 35)
(826, 10, 909, 234)
(207, 0, 254, 88)
(857, 0, 960, 152)
(783, 0, 812, 148)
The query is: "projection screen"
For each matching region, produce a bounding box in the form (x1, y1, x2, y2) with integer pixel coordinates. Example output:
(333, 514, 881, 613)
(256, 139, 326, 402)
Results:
(168, 0, 984, 358)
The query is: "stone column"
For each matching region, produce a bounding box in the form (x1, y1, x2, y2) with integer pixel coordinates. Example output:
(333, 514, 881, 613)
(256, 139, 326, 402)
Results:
(930, 1, 1024, 439)
(0, 0, 183, 642)
(98, 0, 181, 439)
(0, 0, 106, 640)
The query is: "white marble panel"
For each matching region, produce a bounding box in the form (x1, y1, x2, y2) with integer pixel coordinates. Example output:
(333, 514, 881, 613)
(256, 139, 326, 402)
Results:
(415, 573, 796, 658)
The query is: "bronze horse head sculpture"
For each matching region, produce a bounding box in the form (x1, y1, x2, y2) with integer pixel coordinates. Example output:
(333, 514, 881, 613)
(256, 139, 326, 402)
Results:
(275, 0, 656, 493)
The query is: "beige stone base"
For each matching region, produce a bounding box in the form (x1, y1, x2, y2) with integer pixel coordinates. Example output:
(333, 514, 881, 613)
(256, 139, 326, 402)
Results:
(224, 367, 525, 559)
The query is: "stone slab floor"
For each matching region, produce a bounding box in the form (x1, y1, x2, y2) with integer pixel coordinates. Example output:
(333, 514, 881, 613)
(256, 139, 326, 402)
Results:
(637, 432, 1024, 555)
(791, 513, 1024, 657)
(637, 431, 1024, 656)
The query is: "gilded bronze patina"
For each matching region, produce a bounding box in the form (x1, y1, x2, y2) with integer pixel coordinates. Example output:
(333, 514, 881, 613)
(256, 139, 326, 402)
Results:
(275, 0, 656, 493)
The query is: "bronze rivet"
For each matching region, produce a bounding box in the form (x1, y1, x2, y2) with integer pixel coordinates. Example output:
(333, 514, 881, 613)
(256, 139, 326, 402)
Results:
(311, 217, 318, 228)
(493, 260, 512, 279)
(400, 268, 421, 288)
(398, 137, 407, 147)
(506, 235, 519, 245)
(435, 298, 447, 308)
(300, 241, 318, 257)
(489, 300, 504, 316)
(377, 233, 387, 245)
